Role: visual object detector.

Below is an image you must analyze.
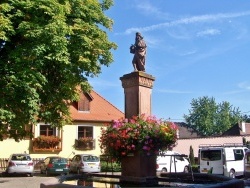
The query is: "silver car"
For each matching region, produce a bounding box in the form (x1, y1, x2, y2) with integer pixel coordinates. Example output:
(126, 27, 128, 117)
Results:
(5, 153, 34, 176)
(69, 154, 101, 174)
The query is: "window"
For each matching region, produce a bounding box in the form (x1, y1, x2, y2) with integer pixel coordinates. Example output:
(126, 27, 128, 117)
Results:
(78, 93, 91, 111)
(83, 156, 99, 162)
(39, 124, 56, 136)
(78, 126, 93, 138)
(11, 155, 31, 161)
(234, 149, 244, 161)
(8, 124, 32, 139)
(201, 150, 222, 161)
(175, 155, 184, 161)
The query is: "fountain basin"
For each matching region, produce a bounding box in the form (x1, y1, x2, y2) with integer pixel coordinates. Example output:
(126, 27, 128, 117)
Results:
(40, 172, 245, 188)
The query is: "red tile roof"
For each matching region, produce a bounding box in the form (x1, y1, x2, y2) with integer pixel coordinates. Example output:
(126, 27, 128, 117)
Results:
(69, 90, 124, 122)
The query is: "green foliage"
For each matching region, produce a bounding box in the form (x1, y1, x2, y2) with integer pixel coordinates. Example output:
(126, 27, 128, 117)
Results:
(241, 114, 250, 123)
(0, 0, 116, 141)
(184, 96, 242, 136)
(100, 161, 121, 172)
(191, 165, 199, 173)
(189, 145, 195, 165)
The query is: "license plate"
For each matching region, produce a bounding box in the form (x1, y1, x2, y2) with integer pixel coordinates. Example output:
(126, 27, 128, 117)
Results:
(202, 168, 208, 172)
(88, 163, 95, 166)
(55, 169, 63, 171)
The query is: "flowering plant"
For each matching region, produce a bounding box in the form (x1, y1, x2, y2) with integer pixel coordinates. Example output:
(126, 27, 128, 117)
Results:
(74, 137, 95, 150)
(33, 135, 61, 149)
(77, 137, 94, 143)
(99, 114, 178, 162)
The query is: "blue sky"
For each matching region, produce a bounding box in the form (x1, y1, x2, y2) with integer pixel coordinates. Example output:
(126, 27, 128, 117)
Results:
(89, 0, 250, 122)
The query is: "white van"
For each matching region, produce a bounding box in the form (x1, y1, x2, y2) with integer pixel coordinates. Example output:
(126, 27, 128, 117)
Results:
(156, 151, 190, 173)
(199, 144, 248, 178)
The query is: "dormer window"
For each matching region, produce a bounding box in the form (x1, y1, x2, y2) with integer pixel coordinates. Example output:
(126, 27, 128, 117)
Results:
(77, 93, 92, 112)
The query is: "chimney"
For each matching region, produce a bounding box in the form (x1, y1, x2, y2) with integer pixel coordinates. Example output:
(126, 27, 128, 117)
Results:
(241, 122, 246, 133)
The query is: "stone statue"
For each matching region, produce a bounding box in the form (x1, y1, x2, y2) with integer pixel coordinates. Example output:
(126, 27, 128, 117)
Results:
(130, 32, 147, 72)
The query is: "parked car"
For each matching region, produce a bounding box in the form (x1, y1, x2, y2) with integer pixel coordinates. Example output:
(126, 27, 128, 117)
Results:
(156, 151, 190, 173)
(5, 153, 34, 176)
(40, 156, 69, 176)
(69, 154, 101, 174)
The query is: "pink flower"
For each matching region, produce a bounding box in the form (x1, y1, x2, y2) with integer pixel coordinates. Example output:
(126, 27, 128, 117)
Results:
(143, 145, 150, 151)
(99, 114, 178, 163)
(130, 119, 136, 124)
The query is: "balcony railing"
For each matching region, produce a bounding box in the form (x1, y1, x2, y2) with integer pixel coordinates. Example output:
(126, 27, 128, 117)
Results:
(32, 135, 62, 152)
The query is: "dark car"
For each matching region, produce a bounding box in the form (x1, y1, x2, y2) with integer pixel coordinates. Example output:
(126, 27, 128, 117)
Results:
(5, 153, 34, 177)
(40, 156, 69, 176)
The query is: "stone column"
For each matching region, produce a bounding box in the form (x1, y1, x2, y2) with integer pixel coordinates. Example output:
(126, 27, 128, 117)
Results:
(120, 71, 156, 185)
(120, 71, 155, 119)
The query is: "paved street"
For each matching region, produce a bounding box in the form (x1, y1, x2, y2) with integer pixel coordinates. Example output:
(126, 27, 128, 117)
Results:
(0, 173, 59, 188)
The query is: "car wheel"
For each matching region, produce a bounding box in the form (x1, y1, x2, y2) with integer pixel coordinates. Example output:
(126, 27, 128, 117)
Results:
(29, 173, 33, 177)
(184, 166, 189, 173)
(229, 169, 236, 178)
(161, 168, 167, 173)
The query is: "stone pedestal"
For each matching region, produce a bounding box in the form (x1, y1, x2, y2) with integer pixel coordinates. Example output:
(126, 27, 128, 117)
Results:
(120, 71, 155, 119)
(120, 71, 156, 185)
(120, 152, 157, 184)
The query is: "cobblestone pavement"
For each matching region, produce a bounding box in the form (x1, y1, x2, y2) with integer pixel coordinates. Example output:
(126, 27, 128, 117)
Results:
(0, 173, 59, 188)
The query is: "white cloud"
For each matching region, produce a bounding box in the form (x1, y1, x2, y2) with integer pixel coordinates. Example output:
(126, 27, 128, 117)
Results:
(124, 11, 250, 35)
(135, 1, 169, 19)
(238, 82, 250, 90)
(222, 90, 245, 95)
(221, 82, 250, 95)
(197, 29, 221, 37)
(179, 50, 197, 56)
(156, 89, 192, 94)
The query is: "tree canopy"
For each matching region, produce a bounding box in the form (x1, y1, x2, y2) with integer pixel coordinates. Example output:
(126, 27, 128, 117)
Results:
(242, 114, 250, 123)
(184, 96, 242, 136)
(0, 0, 116, 141)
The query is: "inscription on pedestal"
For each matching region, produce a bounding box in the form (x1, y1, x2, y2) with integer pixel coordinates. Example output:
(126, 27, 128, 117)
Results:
(120, 72, 155, 89)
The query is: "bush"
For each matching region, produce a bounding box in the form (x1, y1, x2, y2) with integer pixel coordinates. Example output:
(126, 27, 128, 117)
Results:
(190, 165, 199, 173)
(100, 161, 121, 172)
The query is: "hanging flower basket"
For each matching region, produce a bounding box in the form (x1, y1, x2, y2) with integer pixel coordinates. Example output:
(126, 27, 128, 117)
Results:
(99, 114, 178, 163)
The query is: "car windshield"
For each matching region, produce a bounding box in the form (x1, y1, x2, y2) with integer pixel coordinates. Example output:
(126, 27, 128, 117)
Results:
(51, 158, 67, 163)
(11, 155, 31, 161)
(83, 156, 99, 162)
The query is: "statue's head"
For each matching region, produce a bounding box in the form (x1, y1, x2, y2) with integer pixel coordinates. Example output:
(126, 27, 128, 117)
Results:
(136, 32, 143, 39)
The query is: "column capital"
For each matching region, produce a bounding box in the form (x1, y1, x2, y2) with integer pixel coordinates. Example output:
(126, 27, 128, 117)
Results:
(120, 72, 155, 89)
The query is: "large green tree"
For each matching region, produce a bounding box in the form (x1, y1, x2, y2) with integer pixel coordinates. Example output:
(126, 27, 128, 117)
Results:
(184, 96, 242, 136)
(0, 0, 116, 141)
